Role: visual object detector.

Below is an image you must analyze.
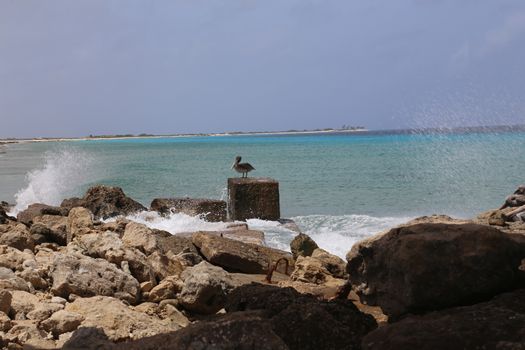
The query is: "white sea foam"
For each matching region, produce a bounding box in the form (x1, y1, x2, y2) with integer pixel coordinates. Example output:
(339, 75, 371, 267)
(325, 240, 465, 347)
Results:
(125, 212, 410, 259)
(11, 148, 97, 215)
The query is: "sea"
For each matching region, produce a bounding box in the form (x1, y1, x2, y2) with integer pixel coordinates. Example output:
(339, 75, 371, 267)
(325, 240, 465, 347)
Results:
(1, 129, 524, 258)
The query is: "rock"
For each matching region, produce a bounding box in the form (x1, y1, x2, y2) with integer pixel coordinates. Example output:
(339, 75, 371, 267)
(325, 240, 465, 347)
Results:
(150, 198, 227, 222)
(147, 251, 184, 282)
(41, 310, 85, 337)
(16, 203, 68, 226)
(67, 207, 94, 242)
(26, 303, 64, 322)
(147, 276, 183, 303)
(192, 232, 293, 274)
(122, 222, 161, 255)
(65, 296, 178, 341)
(227, 177, 280, 221)
(277, 279, 346, 299)
(0, 222, 35, 251)
(346, 221, 525, 319)
(278, 218, 302, 233)
(0, 207, 15, 225)
(226, 283, 377, 350)
(62, 185, 146, 220)
(69, 231, 154, 283)
(62, 327, 114, 350)
(32, 215, 68, 245)
(0, 245, 34, 271)
(49, 253, 140, 304)
(290, 233, 319, 260)
(51, 297, 67, 305)
(112, 311, 288, 350)
(156, 235, 203, 266)
(362, 288, 525, 350)
(501, 194, 525, 209)
(220, 229, 266, 246)
(160, 304, 190, 328)
(0, 311, 13, 332)
(0, 267, 30, 292)
(5, 320, 57, 349)
(178, 261, 236, 314)
(290, 255, 335, 285)
(8, 291, 41, 319)
(0, 290, 12, 314)
(311, 248, 347, 278)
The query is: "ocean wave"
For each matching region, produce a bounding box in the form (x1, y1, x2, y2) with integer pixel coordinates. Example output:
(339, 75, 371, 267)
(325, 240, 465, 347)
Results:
(122, 211, 229, 233)
(11, 148, 97, 215)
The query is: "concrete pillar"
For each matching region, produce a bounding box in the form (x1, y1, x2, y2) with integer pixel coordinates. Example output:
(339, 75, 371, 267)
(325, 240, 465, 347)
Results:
(227, 177, 280, 221)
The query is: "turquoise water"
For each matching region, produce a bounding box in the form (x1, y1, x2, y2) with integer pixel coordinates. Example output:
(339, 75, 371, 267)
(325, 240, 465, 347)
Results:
(1, 131, 524, 257)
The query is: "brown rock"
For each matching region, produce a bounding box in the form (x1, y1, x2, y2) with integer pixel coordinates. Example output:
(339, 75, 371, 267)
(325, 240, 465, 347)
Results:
(156, 235, 203, 266)
(150, 198, 227, 222)
(65, 296, 178, 341)
(41, 310, 85, 337)
(0, 222, 35, 251)
(32, 214, 68, 245)
(49, 253, 140, 305)
(62, 327, 114, 350)
(0, 290, 12, 314)
(227, 177, 280, 221)
(220, 229, 266, 246)
(347, 221, 525, 319)
(16, 203, 68, 226)
(0, 245, 34, 271)
(192, 232, 293, 274)
(147, 251, 184, 282)
(148, 276, 183, 303)
(8, 291, 41, 319)
(0, 311, 13, 332)
(0, 267, 30, 292)
(362, 288, 525, 350)
(5, 320, 57, 349)
(290, 233, 319, 260)
(67, 207, 94, 242)
(311, 248, 347, 278)
(62, 185, 146, 220)
(26, 303, 63, 322)
(122, 222, 161, 255)
(290, 255, 334, 285)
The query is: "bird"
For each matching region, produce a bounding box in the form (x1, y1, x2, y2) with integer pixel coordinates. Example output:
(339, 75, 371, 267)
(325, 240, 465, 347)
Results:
(231, 156, 255, 178)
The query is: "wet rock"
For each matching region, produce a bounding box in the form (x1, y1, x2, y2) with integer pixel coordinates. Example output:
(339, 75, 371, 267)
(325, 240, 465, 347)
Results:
(362, 288, 525, 350)
(67, 207, 94, 242)
(65, 296, 179, 341)
(150, 198, 227, 222)
(49, 253, 140, 304)
(62, 185, 146, 220)
(41, 310, 85, 337)
(227, 177, 280, 221)
(113, 311, 287, 350)
(290, 233, 318, 260)
(178, 261, 235, 314)
(192, 232, 293, 274)
(0, 207, 15, 225)
(346, 222, 525, 319)
(0, 222, 35, 251)
(16, 203, 68, 226)
(32, 214, 68, 245)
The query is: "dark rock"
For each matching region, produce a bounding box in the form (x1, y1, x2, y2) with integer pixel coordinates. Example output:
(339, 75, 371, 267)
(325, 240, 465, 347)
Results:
(226, 283, 377, 350)
(347, 222, 525, 319)
(63, 327, 114, 350)
(227, 177, 280, 221)
(112, 312, 288, 350)
(157, 235, 203, 266)
(192, 232, 293, 274)
(61, 185, 146, 220)
(0, 207, 15, 224)
(362, 288, 525, 350)
(16, 203, 68, 226)
(150, 198, 227, 222)
(290, 233, 319, 260)
(501, 194, 525, 209)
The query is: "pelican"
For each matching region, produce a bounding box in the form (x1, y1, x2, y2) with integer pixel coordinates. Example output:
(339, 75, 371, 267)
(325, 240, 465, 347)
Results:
(231, 156, 255, 178)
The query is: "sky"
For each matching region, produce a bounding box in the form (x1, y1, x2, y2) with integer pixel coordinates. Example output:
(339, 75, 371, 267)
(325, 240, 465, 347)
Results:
(1, 0, 525, 138)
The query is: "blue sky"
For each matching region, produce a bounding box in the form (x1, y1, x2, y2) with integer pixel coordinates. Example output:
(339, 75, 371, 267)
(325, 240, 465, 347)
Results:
(1, 0, 525, 138)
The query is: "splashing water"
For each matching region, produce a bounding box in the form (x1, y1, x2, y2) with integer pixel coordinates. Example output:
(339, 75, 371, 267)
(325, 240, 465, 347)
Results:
(11, 148, 97, 214)
(123, 211, 229, 233)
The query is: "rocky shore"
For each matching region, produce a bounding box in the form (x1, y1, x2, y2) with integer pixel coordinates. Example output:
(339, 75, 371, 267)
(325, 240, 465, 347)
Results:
(1, 184, 525, 349)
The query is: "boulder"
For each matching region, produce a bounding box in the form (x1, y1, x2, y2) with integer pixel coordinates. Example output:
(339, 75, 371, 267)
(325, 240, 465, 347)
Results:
(0, 311, 12, 332)
(69, 231, 154, 283)
(227, 177, 280, 221)
(226, 283, 377, 350)
(178, 261, 236, 314)
(0, 207, 14, 225)
(346, 222, 525, 319)
(156, 235, 203, 266)
(290, 255, 335, 285)
(122, 222, 161, 255)
(111, 311, 288, 350)
(62, 327, 114, 350)
(192, 232, 293, 274)
(5, 320, 57, 349)
(67, 207, 94, 242)
(0, 222, 35, 251)
(8, 291, 41, 319)
(32, 214, 68, 245)
(311, 248, 347, 278)
(0, 267, 30, 292)
(49, 253, 140, 304)
(147, 251, 184, 282)
(65, 296, 179, 341)
(150, 198, 227, 222)
(290, 233, 319, 260)
(41, 310, 85, 337)
(16, 203, 68, 226)
(26, 303, 64, 322)
(362, 289, 525, 350)
(219, 229, 266, 246)
(0, 245, 34, 271)
(62, 185, 146, 220)
(147, 276, 183, 303)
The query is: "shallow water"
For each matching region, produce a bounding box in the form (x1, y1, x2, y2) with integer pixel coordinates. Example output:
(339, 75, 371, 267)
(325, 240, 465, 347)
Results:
(1, 131, 524, 257)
